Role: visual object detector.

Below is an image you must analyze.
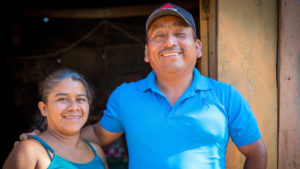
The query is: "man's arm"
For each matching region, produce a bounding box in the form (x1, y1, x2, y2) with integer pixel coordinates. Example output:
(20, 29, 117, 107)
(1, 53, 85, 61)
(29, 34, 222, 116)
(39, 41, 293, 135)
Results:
(81, 122, 123, 147)
(237, 138, 267, 169)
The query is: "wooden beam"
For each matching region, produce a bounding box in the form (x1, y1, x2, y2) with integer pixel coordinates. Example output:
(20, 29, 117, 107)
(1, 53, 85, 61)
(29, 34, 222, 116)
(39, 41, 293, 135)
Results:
(207, 0, 218, 80)
(198, 0, 217, 79)
(23, 6, 155, 19)
(22, 2, 197, 19)
(199, 0, 209, 77)
(278, 0, 300, 168)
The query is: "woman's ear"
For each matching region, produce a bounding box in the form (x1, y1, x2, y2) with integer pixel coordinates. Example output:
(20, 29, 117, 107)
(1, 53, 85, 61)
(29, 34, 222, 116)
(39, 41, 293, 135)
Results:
(38, 101, 48, 117)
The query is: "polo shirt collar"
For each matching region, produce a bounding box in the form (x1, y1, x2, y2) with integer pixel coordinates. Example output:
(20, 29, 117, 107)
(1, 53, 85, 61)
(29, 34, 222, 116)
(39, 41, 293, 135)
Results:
(191, 68, 212, 91)
(138, 68, 212, 93)
(138, 71, 161, 94)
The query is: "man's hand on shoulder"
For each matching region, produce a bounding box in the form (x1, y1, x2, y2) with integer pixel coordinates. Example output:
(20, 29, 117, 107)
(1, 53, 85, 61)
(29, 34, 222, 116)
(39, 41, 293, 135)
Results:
(14, 129, 40, 147)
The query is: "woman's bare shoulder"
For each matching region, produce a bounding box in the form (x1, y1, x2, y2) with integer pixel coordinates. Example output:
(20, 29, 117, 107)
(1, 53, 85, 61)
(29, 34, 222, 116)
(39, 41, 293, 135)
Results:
(88, 141, 109, 169)
(13, 139, 44, 157)
(3, 139, 46, 169)
(89, 142, 106, 158)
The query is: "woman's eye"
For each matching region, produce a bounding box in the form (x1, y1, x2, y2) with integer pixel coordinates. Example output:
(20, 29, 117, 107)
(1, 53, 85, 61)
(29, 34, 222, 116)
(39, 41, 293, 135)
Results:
(77, 98, 87, 102)
(57, 98, 67, 102)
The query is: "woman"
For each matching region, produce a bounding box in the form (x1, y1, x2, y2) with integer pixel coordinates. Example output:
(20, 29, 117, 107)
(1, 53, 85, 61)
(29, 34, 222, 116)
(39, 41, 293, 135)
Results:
(3, 68, 109, 169)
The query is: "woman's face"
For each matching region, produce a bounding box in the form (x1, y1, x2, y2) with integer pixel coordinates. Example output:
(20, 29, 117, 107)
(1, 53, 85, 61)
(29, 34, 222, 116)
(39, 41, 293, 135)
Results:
(38, 78, 89, 136)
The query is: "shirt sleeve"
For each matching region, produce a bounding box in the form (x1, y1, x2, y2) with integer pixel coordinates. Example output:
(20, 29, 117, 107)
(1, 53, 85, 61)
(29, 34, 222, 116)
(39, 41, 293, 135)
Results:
(227, 85, 261, 146)
(100, 86, 124, 133)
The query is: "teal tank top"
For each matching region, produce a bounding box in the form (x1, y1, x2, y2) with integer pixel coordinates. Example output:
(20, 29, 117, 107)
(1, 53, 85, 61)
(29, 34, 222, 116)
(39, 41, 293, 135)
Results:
(32, 136, 105, 169)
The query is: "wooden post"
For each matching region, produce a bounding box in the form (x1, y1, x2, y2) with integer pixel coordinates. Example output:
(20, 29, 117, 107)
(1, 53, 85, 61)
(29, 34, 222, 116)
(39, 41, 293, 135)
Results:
(278, 0, 300, 168)
(199, 0, 218, 79)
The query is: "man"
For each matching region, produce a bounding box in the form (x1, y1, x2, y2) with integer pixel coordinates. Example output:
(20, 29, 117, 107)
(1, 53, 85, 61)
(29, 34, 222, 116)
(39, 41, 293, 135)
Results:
(21, 2, 267, 169)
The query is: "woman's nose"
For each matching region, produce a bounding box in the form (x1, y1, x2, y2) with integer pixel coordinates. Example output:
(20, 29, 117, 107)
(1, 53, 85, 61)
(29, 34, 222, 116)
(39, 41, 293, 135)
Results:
(68, 101, 80, 111)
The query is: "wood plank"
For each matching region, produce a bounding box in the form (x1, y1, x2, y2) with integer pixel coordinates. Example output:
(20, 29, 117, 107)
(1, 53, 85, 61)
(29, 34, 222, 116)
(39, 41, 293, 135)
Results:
(22, 2, 197, 19)
(23, 6, 155, 19)
(278, 0, 300, 168)
(208, 0, 217, 80)
(199, 0, 209, 77)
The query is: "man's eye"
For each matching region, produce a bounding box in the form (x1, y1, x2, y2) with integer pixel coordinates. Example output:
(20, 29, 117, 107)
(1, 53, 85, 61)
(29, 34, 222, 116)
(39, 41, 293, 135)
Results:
(154, 34, 165, 38)
(176, 33, 186, 37)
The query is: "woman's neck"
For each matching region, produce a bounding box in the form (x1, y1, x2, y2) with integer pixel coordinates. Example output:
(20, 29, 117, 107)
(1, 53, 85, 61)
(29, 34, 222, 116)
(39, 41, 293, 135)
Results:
(40, 129, 81, 147)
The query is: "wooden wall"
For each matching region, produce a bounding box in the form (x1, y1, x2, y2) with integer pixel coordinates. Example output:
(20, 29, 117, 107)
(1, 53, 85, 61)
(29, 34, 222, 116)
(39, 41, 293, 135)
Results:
(217, 0, 278, 168)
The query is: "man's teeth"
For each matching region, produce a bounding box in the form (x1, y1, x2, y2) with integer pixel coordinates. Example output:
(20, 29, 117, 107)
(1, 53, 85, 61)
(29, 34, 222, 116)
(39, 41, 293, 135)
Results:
(163, 53, 179, 56)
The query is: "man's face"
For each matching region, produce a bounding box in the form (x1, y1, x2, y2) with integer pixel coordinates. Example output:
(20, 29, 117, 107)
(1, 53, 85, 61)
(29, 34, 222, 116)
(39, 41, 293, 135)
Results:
(145, 16, 202, 74)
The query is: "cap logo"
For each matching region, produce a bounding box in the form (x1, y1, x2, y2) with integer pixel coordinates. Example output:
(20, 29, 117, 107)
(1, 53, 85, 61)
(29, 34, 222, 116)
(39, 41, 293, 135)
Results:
(160, 3, 174, 10)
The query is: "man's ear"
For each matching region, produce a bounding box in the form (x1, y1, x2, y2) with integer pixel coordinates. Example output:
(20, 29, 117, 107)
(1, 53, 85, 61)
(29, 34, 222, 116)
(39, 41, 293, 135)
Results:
(38, 101, 48, 117)
(196, 39, 202, 59)
(144, 44, 150, 63)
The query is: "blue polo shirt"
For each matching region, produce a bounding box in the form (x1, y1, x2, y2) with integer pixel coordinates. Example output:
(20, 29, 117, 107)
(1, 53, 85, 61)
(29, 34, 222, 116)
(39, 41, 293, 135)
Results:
(100, 68, 261, 169)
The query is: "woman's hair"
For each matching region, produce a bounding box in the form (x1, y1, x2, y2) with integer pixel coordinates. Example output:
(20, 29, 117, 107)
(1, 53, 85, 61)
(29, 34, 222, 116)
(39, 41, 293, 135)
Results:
(40, 68, 94, 105)
(32, 68, 95, 132)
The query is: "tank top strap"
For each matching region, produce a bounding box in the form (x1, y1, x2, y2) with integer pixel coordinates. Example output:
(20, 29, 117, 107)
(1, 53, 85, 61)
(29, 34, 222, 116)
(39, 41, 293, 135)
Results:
(83, 139, 97, 155)
(31, 136, 55, 153)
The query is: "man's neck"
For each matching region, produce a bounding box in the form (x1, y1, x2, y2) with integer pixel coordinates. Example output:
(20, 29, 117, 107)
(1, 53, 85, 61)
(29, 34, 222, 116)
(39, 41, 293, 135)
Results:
(155, 69, 194, 106)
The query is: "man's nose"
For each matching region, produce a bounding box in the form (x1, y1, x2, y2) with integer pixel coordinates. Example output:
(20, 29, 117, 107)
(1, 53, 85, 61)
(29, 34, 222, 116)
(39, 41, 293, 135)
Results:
(165, 34, 177, 47)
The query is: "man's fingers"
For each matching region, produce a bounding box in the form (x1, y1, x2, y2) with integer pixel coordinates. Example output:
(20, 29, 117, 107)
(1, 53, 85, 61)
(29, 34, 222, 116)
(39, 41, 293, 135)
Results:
(15, 130, 41, 148)
(14, 141, 20, 148)
(33, 130, 40, 134)
(19, 133, 28, 141)
(19, 130, 41, 141)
